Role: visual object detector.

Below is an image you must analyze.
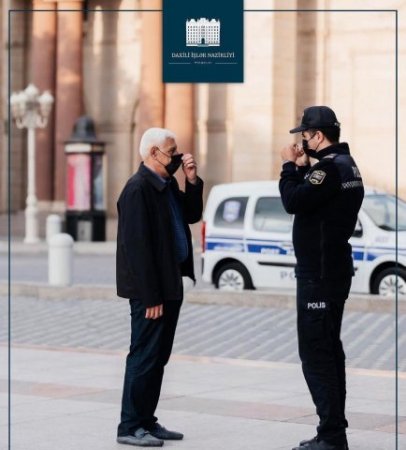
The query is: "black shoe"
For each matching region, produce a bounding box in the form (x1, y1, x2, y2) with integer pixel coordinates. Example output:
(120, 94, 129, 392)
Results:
(299, 436, 318, 446)
(148, 423, 184, 440)
(297, 436, 348, 450)
(292, 438, 347, 450)
(117, 427, 164, 447)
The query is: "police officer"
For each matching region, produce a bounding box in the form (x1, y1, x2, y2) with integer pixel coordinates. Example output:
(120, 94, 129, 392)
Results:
(279, 106, 364, 450)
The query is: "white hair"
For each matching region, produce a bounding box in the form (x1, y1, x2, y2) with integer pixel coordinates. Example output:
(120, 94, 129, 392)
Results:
(139, 127, 176, 159)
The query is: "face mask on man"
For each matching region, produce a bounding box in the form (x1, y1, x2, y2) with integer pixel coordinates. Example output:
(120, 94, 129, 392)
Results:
(164, 153, 184, 176)
(156, 148, 184, 176)
(302, 132, 320, 159)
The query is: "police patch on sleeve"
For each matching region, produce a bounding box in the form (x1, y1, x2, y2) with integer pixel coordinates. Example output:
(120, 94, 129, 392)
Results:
(309, 170, 326, 185)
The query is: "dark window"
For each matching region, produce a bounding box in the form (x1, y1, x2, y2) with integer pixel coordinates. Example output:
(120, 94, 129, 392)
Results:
(214, 197, 248, 229)
(253, 197, 292, 233)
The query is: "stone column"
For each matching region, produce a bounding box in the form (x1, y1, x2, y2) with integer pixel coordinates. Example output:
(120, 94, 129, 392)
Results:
(164, 85, 195, 155)
(133, 0, 164, 169)
(30, 0, 57, 206)
(231, 11, 273, 182)
(164, 84, 195, 188)
(53, 0, 84, 206)
(205, 84, 232, 193)
(295, 0, 318, 111)
(271, 7, 298, 179)
(315, 0, 327, 104)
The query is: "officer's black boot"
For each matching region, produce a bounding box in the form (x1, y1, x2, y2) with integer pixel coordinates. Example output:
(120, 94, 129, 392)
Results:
(297, 436, 348, 449)
(292, 437, 348, 450)
(299, 436, 317, 446)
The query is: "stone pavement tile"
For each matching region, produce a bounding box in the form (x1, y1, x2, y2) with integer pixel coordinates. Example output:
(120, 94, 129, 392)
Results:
(0, 347, 403, 449)
(0, 392, 65, 408)
(144, 409, 316, 450)
(1, 378, 105, 399)
(159, 392, 405, 437)
(63, 372, 125, 390)
(2, 294, 404, 370)
(252, 377, 310, 395)
(375, 419, 406, 434)
(4, 348, 403, 413)
(169, 357, 307, 394)
(163, 411, 313, 450)
(3, 346, 125, 389)
(166, 362, 291, 393)
(59, 388, 122, 405)
(346, 429, 404, 450)
(0, 406, 399, 450)
(348, 374, 398, 402)
(347, 396, 399, 417)
(293, 410, 399, 431)
(2, 396, 116, 425)
(0, 410, 117, 450)
(0, 407, 316, 450)
(159, 395, 313, 422)
(159, 379, 226, 398)
(184, 384, 313, 407)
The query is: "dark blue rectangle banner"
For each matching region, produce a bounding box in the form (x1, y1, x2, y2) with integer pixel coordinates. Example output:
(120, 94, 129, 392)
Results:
(163, 0, 244, 83)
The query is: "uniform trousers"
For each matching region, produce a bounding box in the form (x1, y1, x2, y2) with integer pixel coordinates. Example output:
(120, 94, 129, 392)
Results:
(296, 277, 351, 445)
(117, 298, 182, 437)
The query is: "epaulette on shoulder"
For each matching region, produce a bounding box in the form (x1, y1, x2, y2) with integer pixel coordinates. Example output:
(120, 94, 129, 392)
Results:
(316, 154, 338, 167)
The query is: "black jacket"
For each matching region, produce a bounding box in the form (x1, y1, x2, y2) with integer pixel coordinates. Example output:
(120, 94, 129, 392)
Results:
(279, 143, 364, 281)
(116, 163, 204, 306)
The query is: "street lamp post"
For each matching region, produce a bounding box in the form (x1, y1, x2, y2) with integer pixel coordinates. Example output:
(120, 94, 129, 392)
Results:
(10, 84, 54, 244)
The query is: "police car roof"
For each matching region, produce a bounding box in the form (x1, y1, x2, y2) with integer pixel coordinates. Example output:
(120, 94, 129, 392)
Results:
(209, 181, 280, 196)
(363, 186, 387, 196)
(209, 181, 384, 197)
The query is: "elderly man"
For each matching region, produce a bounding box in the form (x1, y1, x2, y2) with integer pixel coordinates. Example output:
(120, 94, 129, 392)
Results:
(116, 127, 203, 447)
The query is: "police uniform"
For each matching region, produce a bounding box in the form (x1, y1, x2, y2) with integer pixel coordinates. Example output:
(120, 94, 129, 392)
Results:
(279, 107, 364, 450)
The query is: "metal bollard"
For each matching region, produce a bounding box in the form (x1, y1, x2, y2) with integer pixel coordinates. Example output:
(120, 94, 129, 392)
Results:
(46, 214, 62, 243)
(48, 233, 74, 286)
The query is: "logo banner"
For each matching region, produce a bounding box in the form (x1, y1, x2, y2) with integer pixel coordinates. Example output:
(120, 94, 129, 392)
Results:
(163, 0, 244, 83)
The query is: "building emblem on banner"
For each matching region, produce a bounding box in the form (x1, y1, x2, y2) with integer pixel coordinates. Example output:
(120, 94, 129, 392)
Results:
(186, 18, 221, 47)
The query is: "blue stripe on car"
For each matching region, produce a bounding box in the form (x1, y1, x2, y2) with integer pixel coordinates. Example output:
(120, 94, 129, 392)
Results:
(205, 237, 404, 261)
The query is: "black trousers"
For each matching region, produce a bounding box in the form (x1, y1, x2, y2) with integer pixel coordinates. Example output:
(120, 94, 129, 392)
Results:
(296, 278, 351, 445)
(117, 299, 182, 437)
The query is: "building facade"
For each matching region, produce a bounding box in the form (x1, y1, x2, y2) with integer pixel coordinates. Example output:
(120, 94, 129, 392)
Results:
(186, 18, 221, 47)
(1, 0, 405, 238)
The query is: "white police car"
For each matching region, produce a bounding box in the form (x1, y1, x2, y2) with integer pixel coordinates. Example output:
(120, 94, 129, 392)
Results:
(201, 181, 406, 296)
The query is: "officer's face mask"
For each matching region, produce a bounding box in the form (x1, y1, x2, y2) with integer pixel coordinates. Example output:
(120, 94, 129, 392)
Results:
(302, 132, 320, 159)
(156, 148, 184, 176)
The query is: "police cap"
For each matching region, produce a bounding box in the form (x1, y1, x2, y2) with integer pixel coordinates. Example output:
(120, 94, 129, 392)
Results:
(290, 106, 341, 134)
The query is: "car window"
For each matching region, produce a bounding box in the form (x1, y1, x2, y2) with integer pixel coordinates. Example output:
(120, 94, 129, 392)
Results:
(214, 197, 248, 229)
(253, 197, 293, 233)
(352, 218, 363, 238)
(363, 194, 406, 231)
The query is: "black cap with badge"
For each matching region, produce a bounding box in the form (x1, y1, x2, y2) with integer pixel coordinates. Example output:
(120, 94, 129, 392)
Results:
(290, 106, 341, 134)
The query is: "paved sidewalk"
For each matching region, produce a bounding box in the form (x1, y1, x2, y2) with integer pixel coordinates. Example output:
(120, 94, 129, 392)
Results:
(0, 295, 404, 371)
(1, 230, 404, 449)
(0, 346, 404, 450)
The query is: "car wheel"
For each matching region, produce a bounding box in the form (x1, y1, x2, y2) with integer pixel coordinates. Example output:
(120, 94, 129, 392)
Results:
(214, 262, 253, 291)
(372, 267, 406, 297)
